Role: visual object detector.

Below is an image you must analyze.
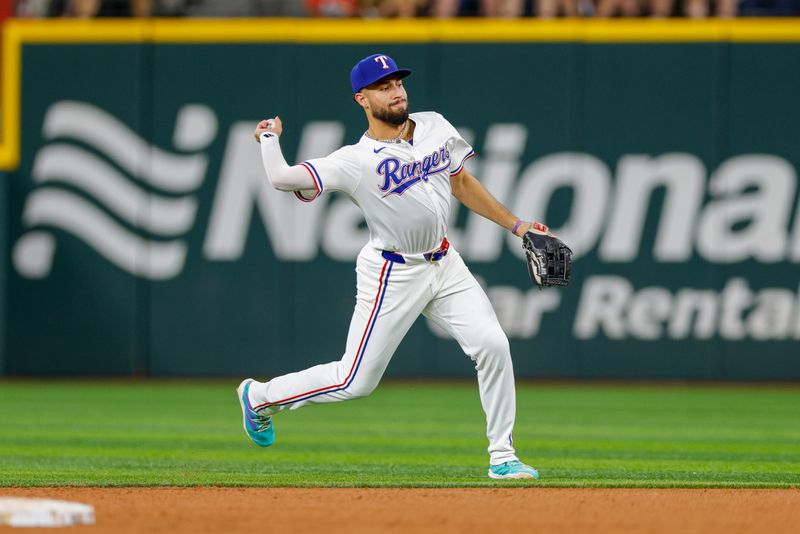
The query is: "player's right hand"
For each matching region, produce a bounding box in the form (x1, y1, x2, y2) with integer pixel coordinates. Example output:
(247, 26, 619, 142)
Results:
(254, 116, 283, 142)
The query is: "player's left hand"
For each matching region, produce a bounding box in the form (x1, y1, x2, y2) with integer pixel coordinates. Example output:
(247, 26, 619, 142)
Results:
(254, 116, 283, 142)
(513, 221, 554, 239)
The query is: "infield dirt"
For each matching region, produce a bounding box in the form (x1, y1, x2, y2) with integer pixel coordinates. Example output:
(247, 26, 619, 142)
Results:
(3, 487, 799, 533)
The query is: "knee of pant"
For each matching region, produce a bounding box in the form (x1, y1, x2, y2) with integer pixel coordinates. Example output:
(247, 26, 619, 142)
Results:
(476, 328, 511, 365)
(487, 328, 511, 356)
(344, 378, 379, 399)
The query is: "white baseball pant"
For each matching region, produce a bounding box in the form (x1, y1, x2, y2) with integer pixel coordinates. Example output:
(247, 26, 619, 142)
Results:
(247, 243, 518, 465)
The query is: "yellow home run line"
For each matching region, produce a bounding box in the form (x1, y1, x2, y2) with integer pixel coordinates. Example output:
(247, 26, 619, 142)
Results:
(1, 18, 800, 170)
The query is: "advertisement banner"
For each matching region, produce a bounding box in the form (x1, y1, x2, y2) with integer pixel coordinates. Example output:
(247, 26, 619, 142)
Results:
(4, 22, 800, 378)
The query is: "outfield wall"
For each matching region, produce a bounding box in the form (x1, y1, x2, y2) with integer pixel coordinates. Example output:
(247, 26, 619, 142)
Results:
(2, 19, 800, 378)
(0, 170, 6, 374)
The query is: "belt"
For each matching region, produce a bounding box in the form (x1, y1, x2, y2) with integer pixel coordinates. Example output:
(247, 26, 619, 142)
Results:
(382, 238, 450, 264)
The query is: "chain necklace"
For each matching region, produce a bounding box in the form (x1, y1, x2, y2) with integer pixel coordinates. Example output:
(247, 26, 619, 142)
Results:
(365, 120, 408, 143)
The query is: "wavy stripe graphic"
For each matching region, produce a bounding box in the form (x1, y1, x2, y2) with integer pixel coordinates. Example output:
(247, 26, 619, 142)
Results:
(43, 101, 206, 193)
(22, 188, 187, 280)
(33, 144, 197, 236)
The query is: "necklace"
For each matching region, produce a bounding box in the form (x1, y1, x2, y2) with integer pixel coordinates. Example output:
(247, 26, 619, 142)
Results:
(365, 120, 408, 143)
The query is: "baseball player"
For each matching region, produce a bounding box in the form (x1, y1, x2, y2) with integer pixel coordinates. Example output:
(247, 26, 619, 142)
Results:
(238, 53, 544, 480)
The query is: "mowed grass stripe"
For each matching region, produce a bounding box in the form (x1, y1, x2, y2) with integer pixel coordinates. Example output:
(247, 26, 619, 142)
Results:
(0, 381, 798, 488)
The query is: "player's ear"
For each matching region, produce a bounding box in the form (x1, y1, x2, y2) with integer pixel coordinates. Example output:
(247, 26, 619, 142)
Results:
(354, 92, 368, 109)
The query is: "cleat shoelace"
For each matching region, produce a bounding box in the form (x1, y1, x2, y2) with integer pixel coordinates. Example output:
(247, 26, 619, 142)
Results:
(250, 409, 272, 432)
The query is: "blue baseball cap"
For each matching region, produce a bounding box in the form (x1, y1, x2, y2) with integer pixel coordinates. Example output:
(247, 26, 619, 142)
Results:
(350, 54, 412, 94)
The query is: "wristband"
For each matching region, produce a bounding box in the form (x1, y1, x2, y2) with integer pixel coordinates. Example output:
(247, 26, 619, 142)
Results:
(511, 219, 524, 235)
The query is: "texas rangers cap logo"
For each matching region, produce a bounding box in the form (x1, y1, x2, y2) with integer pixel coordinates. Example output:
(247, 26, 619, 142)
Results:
(350, 53, 412, 94)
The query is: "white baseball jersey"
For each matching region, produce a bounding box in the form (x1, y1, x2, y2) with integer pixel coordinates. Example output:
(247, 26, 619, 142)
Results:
(249, 111, 519, 466)
(293, 111, 475, 254)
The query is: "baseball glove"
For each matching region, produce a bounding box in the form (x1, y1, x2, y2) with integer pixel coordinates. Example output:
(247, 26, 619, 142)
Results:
(522, 223, 573, 289)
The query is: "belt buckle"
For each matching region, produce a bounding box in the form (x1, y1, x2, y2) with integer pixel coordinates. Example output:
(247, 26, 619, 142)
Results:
(427, 239, 447, 263)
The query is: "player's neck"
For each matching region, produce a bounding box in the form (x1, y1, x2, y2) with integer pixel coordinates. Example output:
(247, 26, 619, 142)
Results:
(367, 118, 409, 143)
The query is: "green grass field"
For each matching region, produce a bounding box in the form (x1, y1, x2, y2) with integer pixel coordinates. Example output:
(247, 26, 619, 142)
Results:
(0, 380, 798, 488)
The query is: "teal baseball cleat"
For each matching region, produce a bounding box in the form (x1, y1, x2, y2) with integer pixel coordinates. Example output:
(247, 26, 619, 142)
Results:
(488, 460, 540, 480)
(236, 378, 275, 447)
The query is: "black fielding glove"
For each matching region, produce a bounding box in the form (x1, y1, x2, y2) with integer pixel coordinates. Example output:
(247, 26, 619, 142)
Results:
(522, 225, 572, 289)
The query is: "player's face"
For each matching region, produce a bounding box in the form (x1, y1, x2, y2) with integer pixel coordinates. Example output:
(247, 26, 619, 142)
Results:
(361, 77, 409, 126)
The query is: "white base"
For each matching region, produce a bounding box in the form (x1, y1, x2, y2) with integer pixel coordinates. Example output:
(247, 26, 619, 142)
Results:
(0, 497, 95, 527)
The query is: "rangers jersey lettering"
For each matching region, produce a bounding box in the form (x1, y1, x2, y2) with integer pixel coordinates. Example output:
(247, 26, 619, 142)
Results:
(377, 144, 451, 197)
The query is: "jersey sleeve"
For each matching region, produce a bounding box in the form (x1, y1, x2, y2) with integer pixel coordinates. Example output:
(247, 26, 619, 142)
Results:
(442, 116, 475, 176)
(294, 146, 361, 202)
